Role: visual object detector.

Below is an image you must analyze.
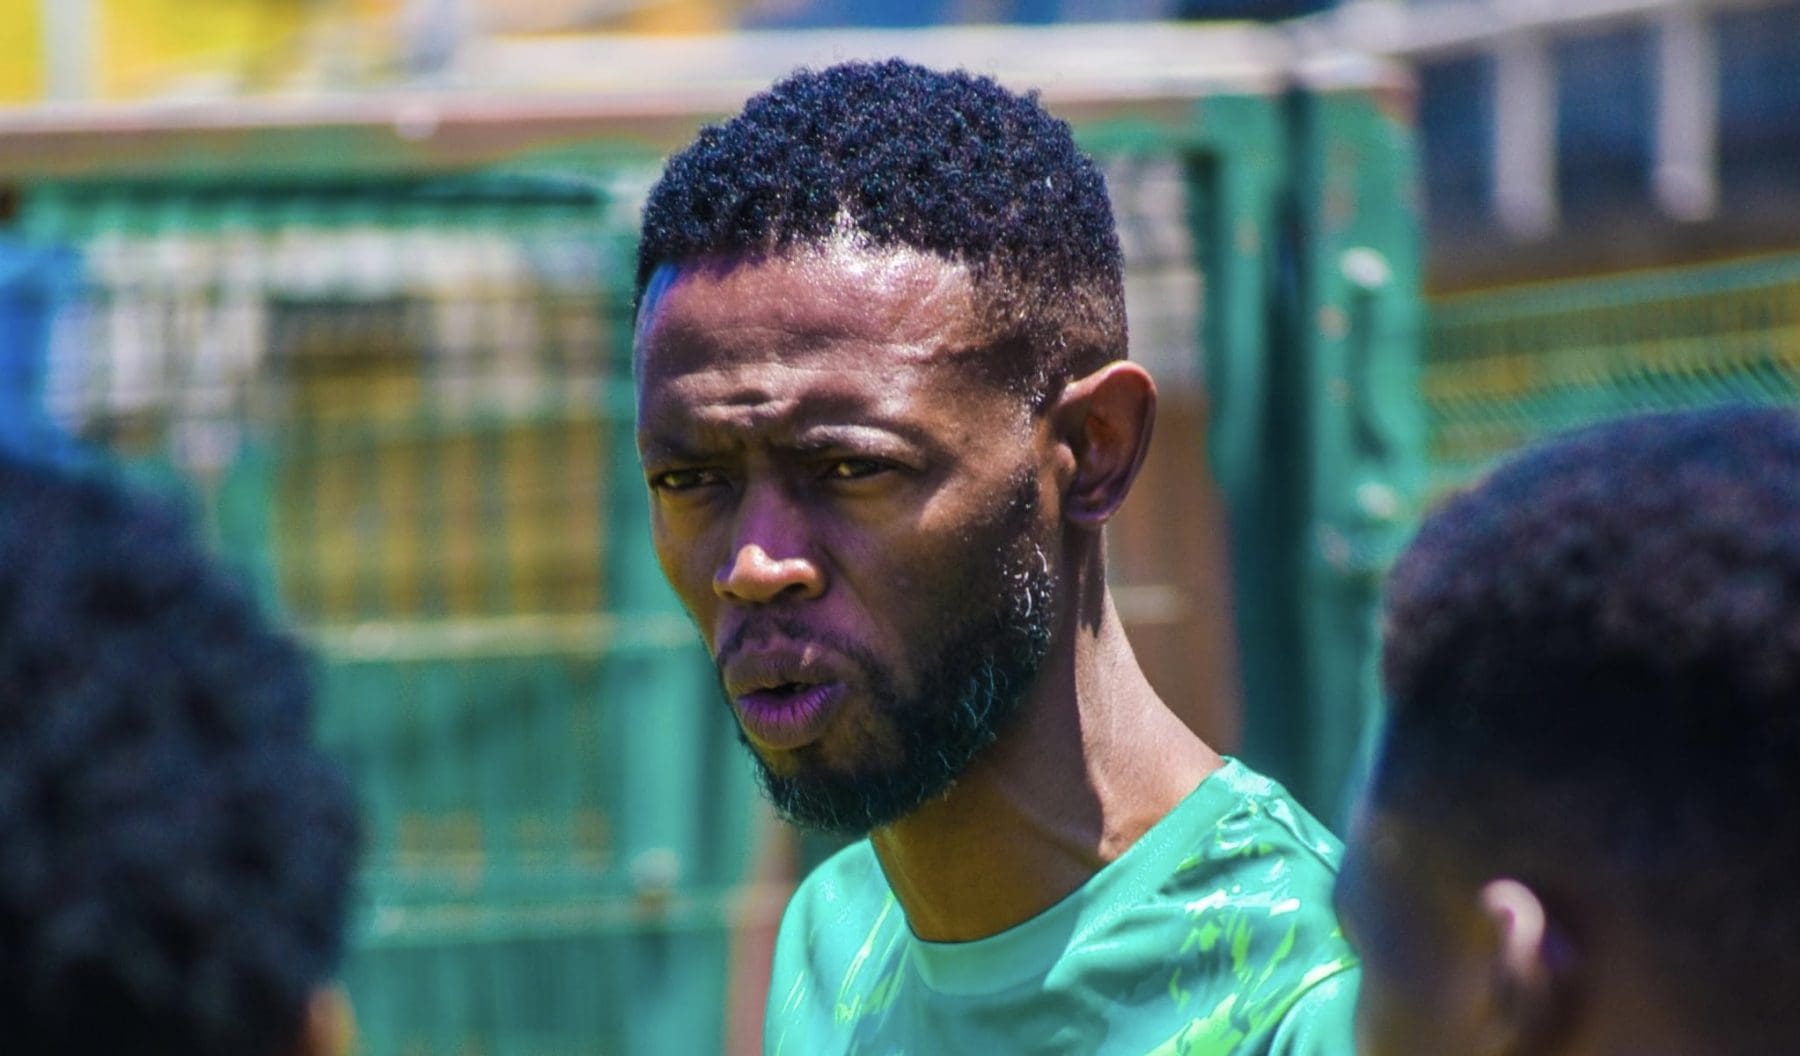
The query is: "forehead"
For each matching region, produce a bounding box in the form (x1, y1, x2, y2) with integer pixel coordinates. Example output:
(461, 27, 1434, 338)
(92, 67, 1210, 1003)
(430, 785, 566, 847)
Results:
(634, 244, 988, 386)
(633, 245, 1025, 454)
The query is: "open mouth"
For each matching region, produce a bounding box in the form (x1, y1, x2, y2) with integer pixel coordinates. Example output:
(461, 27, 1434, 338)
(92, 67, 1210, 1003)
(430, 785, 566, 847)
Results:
(738, 679, 825, 709)
(733, 680, 843, 751)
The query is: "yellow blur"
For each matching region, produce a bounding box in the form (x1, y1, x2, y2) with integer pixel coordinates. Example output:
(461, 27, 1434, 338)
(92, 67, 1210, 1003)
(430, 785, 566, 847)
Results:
(0, 0, 740, 104)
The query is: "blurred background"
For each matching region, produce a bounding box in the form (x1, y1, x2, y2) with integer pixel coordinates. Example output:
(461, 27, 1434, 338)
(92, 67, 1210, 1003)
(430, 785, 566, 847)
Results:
(0, 0, 1793, 1052)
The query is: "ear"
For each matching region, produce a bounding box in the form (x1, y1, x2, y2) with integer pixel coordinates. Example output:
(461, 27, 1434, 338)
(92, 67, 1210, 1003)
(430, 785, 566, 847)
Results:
(287, 986, 356, 1056)
(1474, 879, 1566, 1053)
(1050, 361, 1157, 528)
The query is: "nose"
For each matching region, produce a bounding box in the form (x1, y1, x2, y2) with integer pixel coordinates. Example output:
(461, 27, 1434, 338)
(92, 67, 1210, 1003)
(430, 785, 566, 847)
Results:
(713, 489, 825, 605)
(714, 543, 825, 605)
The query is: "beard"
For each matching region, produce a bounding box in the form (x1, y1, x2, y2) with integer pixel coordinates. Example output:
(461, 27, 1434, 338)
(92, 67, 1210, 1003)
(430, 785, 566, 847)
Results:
(727, 471, 1058, 836)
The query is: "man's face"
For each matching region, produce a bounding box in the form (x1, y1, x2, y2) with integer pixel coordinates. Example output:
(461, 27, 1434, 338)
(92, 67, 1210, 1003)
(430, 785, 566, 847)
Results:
(634, 244, 1058, 834)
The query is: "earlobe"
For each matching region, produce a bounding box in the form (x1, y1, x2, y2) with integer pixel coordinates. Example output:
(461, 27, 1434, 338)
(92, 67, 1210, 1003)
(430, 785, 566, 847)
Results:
(1054, 361, 1157, 528)
(1477, 878, 1564, 1053)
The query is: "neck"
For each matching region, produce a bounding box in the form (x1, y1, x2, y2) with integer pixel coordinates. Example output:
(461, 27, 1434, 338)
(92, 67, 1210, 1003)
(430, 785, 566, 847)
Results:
(869, 563, 1220, 942)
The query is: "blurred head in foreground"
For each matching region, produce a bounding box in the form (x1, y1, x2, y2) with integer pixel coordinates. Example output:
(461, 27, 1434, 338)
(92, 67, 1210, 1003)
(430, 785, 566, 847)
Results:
(0, 455, 360, 1056)
(1342, 407, 1800, 1055)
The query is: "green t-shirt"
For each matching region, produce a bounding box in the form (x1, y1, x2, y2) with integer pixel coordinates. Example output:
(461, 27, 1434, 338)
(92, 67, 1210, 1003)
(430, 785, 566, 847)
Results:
(765, 759, 1359, 1055)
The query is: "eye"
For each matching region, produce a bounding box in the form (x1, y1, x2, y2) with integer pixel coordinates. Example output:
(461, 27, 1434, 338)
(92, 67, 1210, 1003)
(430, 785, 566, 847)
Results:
(824, 458, 887, 481)
(651, 468, 727, 492)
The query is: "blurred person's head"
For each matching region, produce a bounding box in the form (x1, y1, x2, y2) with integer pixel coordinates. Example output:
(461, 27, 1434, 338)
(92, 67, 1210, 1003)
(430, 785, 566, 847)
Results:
(1341, 407, 1800, 1055)
(0, 455, 360, 1056)
(632, 59, 1150, 835)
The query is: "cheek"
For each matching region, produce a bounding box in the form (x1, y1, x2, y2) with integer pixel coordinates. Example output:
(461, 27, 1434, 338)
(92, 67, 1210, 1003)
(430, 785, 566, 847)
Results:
(1351, 909, 1490, 1056)
(650, 516, 720, 613)
(820, 532, 974, 681)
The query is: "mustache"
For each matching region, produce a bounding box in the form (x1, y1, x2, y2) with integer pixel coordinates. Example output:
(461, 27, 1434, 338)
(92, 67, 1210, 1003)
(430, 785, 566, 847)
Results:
(714, 611, 885, 681)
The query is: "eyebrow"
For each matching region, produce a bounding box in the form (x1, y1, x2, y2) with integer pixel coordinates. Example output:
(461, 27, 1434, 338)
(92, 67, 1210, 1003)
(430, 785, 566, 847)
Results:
(640, 391, 947, 456)
(787, 421, 938, 453)
(637, 435, 713, 465)
(639, 423, 935, 466)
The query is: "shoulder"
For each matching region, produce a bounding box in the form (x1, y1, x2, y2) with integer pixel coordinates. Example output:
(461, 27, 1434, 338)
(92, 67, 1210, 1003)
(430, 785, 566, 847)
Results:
(1138, 760, 1359, 1054)
(1203, 759, 1345, 872)
(1158, 759, 1346, 912)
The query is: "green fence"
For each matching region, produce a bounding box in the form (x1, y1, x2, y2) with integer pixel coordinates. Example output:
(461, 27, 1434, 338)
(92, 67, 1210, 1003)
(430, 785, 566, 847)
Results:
(1424, 252, 1800, 495)
(3, 68, 1423, 1054)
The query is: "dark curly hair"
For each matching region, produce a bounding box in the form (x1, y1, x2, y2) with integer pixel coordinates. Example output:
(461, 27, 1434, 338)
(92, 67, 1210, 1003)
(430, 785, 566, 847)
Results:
(636, 58, 1126, 403)
(0, 455, 360, 1055)
(1377, 406, 1800, 1044)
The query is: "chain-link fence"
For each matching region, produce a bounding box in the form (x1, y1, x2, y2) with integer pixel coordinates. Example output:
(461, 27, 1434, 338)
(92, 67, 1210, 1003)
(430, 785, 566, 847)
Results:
(1425, 252, 1800, 496)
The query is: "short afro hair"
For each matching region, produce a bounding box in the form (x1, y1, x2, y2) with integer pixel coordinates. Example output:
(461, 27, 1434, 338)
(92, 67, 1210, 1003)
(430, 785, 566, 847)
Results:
(636, 58, 1126, 403)
(1376, 406, 1800, 1046)
(0, 456, 360, 1056)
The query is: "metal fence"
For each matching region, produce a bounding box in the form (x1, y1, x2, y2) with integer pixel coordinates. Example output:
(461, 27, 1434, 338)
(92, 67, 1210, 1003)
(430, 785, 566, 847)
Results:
(1424, 252, 1800, 496)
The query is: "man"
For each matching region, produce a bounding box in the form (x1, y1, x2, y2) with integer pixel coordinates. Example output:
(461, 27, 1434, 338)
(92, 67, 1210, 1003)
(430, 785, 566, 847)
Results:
(0, 454, 361, 1056)
(1340, 406, 1800, 1054)
(633, 59, 1356, 1053)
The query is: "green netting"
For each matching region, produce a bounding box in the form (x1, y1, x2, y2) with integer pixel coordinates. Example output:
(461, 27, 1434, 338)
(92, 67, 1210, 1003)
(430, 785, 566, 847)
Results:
(1424, 253, 1800, 495)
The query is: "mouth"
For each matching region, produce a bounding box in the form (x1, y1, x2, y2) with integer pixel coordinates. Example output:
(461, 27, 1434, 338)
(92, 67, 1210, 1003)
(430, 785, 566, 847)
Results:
(733, 680, 846, 752)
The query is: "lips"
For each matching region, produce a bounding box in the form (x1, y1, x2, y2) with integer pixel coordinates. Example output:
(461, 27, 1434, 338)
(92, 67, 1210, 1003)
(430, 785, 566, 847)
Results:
(721, 644, 849, 752)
